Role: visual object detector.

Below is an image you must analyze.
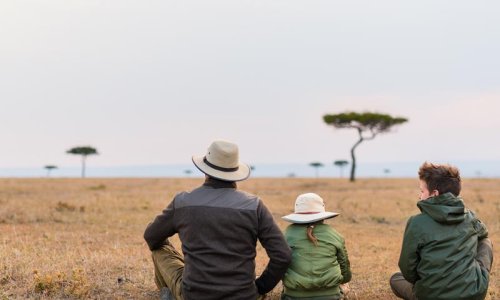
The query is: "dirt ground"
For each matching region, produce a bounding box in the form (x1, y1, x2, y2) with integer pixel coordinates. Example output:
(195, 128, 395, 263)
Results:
(0, 178, 498, 299)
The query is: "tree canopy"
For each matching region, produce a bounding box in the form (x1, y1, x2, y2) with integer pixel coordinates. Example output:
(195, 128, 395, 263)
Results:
(324, 112, 408, 181)
(333, 160, 349, 167)
(323, 112, 408, 135)
(66, 146, 98, 156)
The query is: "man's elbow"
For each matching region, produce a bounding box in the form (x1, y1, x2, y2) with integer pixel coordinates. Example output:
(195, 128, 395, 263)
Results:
(143, 235, 154, 251)
(143, 227, 159, 251)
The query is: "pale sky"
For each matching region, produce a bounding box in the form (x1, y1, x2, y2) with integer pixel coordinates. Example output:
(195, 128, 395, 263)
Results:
(1, 0, 500, 168)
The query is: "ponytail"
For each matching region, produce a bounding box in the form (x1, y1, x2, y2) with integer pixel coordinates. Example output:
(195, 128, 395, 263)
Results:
(306, 224, 319, 246)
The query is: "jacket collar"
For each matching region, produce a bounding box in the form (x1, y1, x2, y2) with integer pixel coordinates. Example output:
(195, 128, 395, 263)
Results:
(203, 176, 237, 189)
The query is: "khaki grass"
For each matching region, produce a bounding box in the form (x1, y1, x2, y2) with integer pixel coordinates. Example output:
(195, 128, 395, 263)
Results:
(0, 178, 498, 299)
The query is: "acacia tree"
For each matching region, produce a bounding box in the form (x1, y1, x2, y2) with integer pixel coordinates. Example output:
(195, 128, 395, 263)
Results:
(66, 146, 98, 178)
(333, 160, 349, 178)
(44, 165, 58, 177)
(309, 162, 324, 178)
(323, 112, 408, 182)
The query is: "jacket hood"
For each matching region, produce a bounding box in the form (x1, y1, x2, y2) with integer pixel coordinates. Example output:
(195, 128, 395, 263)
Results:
(417, 192, 466, 224)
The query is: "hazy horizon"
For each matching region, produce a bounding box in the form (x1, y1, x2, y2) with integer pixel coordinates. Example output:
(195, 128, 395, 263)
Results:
(3, 159, 499, 178)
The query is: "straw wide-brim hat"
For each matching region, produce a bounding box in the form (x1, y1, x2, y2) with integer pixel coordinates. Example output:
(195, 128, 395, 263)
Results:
(192, 140, 251, 182)
(282, 193, 339, 224)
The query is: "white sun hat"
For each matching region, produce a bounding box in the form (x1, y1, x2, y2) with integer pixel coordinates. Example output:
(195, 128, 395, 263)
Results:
(282, 193, 339, 224)
(192, 140, 251, 182)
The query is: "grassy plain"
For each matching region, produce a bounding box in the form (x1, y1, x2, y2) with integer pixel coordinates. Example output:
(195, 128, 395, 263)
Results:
(0, 178, 498, 299)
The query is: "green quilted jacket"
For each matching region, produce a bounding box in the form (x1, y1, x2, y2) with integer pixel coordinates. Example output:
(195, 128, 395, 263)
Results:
(399, 193, 489, 300)
(282, 223, 351, 298)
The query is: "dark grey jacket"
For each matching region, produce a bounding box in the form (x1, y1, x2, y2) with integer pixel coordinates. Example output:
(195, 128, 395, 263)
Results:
(144, 180, 292, 300)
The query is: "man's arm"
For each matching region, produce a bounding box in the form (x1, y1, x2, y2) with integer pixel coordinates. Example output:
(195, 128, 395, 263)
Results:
(143, 199, 177, 251)
(398, 217, 420, 284)
(255, 200, 292, 295)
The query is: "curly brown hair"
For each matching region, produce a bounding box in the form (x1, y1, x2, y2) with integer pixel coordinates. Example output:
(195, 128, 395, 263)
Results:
(418, 162, 461, 196)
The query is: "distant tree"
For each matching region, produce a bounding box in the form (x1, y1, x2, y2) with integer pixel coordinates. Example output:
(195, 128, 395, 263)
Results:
(184, 169, 192, 177)
(250, 165, 256, 171)
(287, 172, 296, 178)
(309, 162, 324, 178)
(323, 112, 408, 182)
(383, 168, 391, 176)
(66, 146, 98, 178)
(44, 165, 58, 177)
(333, 160, 349, 178)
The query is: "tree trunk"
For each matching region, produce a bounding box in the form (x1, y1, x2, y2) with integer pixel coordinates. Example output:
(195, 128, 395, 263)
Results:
(81, 155, 86, 178)
(350, 129, 364, 182)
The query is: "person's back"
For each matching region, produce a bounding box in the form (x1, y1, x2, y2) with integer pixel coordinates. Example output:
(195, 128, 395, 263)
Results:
(391, 162, 493, 300)
(144, 140, 291, 300)
(400, 192, 489, 299)
(281, 193, 351, 300)
(170, 182, 287, 299)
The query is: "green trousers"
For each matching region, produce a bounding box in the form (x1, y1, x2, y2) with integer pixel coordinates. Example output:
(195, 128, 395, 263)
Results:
(151, 243, 266, 300)
(152, 243, 185, 300)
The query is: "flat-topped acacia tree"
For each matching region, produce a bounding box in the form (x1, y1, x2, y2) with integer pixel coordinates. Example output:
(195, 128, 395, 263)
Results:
(309, 162, 324, 178)
(323, 112, 408, 182)
(333, 160, 349, 178)
(66, 146, 98, 178)
(44, 165, 58, 177)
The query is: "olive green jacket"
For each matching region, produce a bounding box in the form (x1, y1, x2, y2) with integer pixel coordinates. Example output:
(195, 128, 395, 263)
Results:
(399, 193, 489, 300)
(282, 224, 351, 298)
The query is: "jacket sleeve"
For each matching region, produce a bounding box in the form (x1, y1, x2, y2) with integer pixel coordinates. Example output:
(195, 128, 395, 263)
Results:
(398, 216, 420, 284)
(143, 198, 177, 251)
(255, 200, 292, 295)
(336, 236, 352, 284)
(469, 210, 489, 240)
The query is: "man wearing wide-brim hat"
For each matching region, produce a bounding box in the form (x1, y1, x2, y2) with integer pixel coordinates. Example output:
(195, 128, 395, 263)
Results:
(144, 140, 292, 300)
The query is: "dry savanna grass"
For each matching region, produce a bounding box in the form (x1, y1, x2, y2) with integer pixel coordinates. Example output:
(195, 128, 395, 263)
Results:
(0, 178, 498, 299)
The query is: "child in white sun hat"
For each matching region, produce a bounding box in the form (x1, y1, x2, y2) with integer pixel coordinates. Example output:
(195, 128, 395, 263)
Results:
(281, 193, 352, 300)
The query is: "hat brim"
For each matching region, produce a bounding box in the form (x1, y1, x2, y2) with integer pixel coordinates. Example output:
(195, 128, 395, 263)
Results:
(282, 212, 340, 224)
(192, 155, 251, 182)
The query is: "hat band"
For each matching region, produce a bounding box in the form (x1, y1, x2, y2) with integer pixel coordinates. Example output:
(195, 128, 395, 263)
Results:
(203, 157, 239, 172)
(296, 212, 321, 214)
